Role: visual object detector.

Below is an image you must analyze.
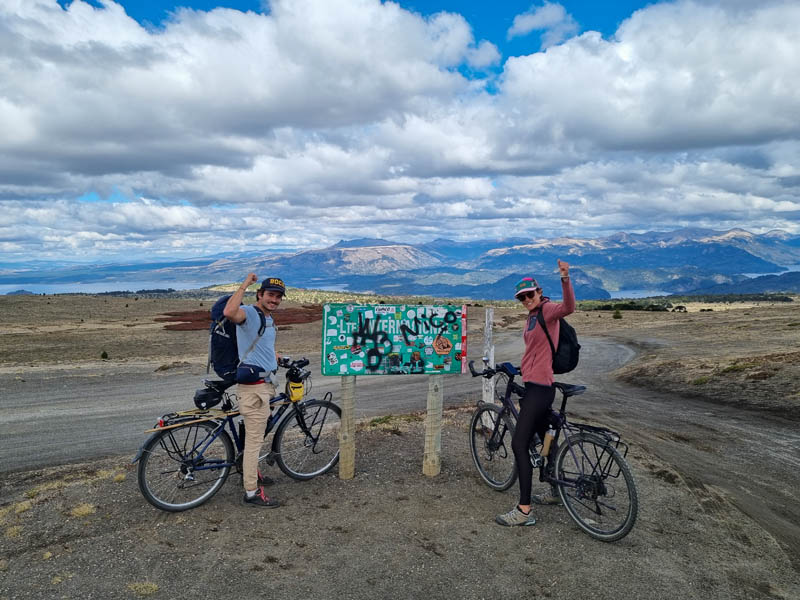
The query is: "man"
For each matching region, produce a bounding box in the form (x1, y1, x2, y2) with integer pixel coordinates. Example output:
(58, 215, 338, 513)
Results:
(223, 273, 285, 508)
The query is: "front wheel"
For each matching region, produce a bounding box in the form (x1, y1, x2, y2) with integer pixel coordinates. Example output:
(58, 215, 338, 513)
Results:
(272, 399, 341, 480)
(554, 431, 638, 542)
(137, 420, 234, 512)
(469, 403, 518, 491)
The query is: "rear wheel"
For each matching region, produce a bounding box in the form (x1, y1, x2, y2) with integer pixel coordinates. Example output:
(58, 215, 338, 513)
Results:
(273, 400, 341, 480)
(469, 403, 518, 491)
(137, 421, 234, 512)
(554, 432, 638, 541)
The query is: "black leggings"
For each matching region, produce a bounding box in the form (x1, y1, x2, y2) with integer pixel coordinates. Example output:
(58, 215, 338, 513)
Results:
(511, 382, 556, 506)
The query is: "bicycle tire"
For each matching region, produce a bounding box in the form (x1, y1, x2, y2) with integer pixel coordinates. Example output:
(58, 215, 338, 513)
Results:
(272, 399, 341, 480)
(469, 403, 518, 491)
(137, 420, 234, 512)
(554, 431, 638, 542)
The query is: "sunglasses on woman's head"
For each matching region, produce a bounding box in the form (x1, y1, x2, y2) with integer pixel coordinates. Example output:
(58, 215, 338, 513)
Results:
(516, 291, 538, 301)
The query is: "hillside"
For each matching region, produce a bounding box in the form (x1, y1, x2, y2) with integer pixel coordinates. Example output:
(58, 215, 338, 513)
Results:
(2, 227, 800, 299)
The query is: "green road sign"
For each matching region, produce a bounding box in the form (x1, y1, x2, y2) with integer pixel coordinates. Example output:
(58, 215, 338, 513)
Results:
(321, 303, 467, 376)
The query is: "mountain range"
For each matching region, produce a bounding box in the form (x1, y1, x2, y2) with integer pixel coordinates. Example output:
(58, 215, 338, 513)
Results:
(3, 228, 800, 299)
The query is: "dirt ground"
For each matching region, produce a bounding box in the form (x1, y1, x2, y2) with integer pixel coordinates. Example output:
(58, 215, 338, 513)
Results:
(1, 294, 799, 599)
(1, 409, 798, 600)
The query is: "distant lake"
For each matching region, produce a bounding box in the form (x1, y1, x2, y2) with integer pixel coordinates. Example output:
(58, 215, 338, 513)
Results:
(742, 263, 800, 277)
(0, 281, 217, 295)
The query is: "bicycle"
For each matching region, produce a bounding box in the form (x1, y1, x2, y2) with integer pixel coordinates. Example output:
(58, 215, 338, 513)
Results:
(133, 357, 341, 512)
(468, 359, 638, 542)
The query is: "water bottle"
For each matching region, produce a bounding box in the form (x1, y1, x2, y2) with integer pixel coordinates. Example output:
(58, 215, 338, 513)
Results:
(541, 426, 556, 458)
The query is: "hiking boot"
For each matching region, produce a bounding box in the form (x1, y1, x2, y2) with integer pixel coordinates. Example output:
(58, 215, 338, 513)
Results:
(242, 486, 280, 508)
(531, 488, 562, 506)
(257, 470, 275, 486)
(495, 506, 537, 527)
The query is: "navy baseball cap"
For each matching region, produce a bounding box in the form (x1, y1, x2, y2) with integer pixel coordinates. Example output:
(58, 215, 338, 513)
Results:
(259, 277, 286, 296)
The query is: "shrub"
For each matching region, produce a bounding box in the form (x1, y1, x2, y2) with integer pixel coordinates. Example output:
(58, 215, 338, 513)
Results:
(612, 310, 622, 319)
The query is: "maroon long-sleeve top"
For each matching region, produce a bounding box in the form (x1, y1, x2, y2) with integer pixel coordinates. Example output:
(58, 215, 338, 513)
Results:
(520, 279, 576, 386)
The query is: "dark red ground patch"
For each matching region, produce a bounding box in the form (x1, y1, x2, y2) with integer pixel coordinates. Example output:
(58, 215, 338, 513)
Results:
(156, 305, 323, 330)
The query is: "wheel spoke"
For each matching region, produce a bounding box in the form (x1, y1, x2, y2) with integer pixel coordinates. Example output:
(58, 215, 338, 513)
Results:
(469, 404, 517, 491)
(137, 421, 233, 512)
(272, 400, 341, 479)
(555, 432, 638, 542)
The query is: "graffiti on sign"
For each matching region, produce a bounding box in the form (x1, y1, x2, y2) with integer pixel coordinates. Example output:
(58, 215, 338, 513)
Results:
(321, 303, 467, 376)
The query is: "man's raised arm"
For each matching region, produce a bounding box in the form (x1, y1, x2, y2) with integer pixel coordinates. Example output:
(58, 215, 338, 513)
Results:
(223, 273, 258, 324)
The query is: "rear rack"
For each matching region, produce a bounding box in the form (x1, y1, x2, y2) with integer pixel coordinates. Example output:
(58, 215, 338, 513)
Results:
(568, 422, 630, 477)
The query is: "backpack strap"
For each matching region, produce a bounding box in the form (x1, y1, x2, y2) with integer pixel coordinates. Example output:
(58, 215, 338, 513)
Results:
(536, 310, 556, 356)
(253, 306, 267, 336)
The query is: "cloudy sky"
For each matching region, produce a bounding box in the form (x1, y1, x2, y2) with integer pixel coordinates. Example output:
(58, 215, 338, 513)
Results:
(1, 0, 799, 265)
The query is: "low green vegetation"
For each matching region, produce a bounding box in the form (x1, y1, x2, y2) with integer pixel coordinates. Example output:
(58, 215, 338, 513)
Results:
(368, 414, 424, 427)
(579, 299, 674, 312)
(211, 284, 481, 307)
(720, 362, 756, 373)
(663, 293, 794, 303)
(578, 293, 794, 312)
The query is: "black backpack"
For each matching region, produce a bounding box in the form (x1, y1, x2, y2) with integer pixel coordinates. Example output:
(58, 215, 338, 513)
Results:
(536, 311, 580, 374)
(207, 295, 266, 382)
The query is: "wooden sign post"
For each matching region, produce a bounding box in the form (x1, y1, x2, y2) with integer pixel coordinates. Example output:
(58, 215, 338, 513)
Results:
(422, 374, 443, 476)
(338, 375, 357, 480)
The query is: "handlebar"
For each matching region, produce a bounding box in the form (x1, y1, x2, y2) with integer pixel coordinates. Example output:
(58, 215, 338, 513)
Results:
(468, 360, 490, 378)
(279, 356, 313, 384)
(468, 359, 520, 379)
(278, 356, 310, 369)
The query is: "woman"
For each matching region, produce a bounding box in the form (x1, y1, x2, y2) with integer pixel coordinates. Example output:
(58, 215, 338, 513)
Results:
(496, 258, 575, 527)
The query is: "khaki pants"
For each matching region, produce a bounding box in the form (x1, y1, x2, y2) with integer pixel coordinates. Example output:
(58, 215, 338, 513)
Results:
(237, 381, 276, 492)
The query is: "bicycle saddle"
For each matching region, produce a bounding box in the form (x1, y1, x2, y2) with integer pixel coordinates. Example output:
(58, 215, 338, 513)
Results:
(553, 382, 586, 397)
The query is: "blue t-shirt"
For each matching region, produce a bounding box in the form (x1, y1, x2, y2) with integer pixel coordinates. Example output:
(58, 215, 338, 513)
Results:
(235, 305, 277, 373)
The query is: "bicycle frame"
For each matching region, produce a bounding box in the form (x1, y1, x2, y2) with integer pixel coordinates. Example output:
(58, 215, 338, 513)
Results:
(479, 361, 628, 488)
(134, 389, 307, 470)
(469, 358, 639, 541)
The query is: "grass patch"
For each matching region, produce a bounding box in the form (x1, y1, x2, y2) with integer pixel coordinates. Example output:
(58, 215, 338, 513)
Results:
(51, 572, 74, 585)
(14, 500, 32, 514)
(69, 503, 96, 518)
(5, 525, 22, 539)
(720, 362, 756, 373)
(113, 473, 126, 483)
(127, 582, 160, 596)
(691, 376, 711, 385)
(369, 414, 424, 427)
